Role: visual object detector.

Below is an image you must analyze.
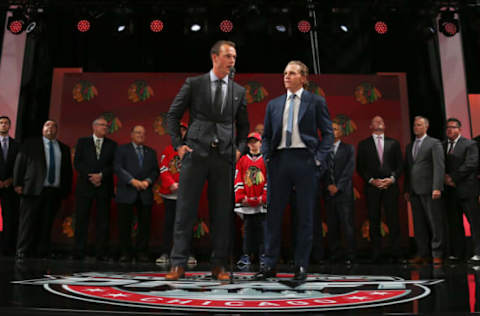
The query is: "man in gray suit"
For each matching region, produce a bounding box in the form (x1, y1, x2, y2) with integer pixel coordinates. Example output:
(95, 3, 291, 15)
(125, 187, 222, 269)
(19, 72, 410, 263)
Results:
(165, 40, 249, 281)
(443, 118, 480, 263)
(404, 116, 445, 265)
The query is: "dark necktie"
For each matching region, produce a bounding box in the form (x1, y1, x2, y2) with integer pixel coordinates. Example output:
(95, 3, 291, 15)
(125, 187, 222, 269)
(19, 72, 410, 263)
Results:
(213, 79, 224, 113)
(448, 141, 455, 154)
(412, 139, 421, 160)
(137, 146, 144, 168)
(48, 140, 55, 184)
(286, 94, 296, 147)
(1, 138, 7, 161)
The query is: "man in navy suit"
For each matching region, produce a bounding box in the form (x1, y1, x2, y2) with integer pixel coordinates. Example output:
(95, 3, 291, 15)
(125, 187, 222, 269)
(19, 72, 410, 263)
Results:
(325, 121, 356, 264)
(257, 60, 333, 281)
(0, 116, 20, 256)
(114, 125, 159, 263)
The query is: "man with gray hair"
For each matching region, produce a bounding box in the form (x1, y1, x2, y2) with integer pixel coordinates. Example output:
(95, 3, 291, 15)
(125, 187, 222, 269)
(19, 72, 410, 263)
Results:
(404, 116, 445, 265)
(72, 117, 117, 261)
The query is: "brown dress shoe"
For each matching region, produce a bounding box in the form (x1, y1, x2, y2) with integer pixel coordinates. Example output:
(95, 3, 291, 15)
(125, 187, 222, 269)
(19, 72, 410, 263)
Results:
(165, 266, 185, 281)
(433, 257, 443, 265)
(408, 256, 430, 265)
(211, 266, 230, 281)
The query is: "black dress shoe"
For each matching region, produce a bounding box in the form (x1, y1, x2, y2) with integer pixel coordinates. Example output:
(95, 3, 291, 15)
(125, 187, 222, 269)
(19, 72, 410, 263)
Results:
(254, 266, 277, 280)
(293, 266, 307, 281)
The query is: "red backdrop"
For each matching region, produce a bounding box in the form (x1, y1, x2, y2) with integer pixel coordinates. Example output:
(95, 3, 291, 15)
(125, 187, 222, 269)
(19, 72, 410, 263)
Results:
(49, 71, 410, 253)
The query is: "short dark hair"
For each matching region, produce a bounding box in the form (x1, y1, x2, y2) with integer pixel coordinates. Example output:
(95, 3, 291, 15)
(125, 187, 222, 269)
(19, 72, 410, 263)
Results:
(0, 116, 11, 124)
(45, 119, 57, 128)
(446, 117, 462, 127)
(210, 40, 236, 56)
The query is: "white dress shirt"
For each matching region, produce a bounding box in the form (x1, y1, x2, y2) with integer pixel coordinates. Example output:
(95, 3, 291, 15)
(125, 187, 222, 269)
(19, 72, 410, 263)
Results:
(277, 88, 307, 149)
(333, 140, 341, 155)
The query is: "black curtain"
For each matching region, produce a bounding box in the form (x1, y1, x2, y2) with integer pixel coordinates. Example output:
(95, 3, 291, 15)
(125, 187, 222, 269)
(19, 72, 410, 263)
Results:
(15, 3, 446, 140)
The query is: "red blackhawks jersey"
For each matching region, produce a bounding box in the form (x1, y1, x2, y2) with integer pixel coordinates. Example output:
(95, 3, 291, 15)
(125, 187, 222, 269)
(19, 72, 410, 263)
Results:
(234, 153, 267, 215)
(159, 145, 181, 200)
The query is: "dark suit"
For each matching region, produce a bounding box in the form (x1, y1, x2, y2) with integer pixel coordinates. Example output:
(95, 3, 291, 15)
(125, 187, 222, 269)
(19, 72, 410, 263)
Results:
(0, 137, 20, 255)
(13, 137, 72, 257)
(443, 136, 480, 257)
(405, 135, 445, 258)
(356, 135, 403, 259)
(114, 143, 159, 256)
(73, 136, 117, 258)
(262, 90, 333, 269)
(325, 141, 355, 259)
(166, 72, 249, 267)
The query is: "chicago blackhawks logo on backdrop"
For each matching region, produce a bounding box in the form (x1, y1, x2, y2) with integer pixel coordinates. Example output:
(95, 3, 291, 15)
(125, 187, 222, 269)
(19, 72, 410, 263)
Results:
(128, 80, 154, 103)
(245, 166, 264, 187)
(13, 272, 442, 312)
(244, 81, 268, 104)
(73, 80, 98, 102)
(354, 82, 382, 104)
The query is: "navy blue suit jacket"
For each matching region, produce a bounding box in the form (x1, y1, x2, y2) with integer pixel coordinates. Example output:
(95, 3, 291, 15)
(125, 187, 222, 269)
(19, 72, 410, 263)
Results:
(261, 90, 333, 175)
(325, 142, 355, 202)
(114, 143, 159, 205)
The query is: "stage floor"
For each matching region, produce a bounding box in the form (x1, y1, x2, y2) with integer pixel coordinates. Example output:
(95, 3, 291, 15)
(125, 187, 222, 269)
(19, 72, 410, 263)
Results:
(0, 256, 478, 315)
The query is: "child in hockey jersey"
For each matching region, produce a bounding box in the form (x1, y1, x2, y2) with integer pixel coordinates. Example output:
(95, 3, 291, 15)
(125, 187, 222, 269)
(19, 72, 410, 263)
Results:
(234, 132, 267, 268)
(156, 122, 196, 265)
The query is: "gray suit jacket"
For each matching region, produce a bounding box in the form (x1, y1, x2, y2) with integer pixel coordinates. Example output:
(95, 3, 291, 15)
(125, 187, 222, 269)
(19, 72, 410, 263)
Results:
(405, 135, 445, 195)
(166, 73, 249, 161)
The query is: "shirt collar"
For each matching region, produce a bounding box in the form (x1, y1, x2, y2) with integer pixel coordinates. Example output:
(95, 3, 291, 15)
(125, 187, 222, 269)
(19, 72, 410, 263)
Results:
(334, 140, 341, 147)
(132, 142, 143, 149)
(449, 135, 461, 143)
(415, 134, 428, 142)
(287, 88, 304, 100)
(93, 134, 104, 143)
(210, 70, 229, 84)
(0, 135, 8, 142)
(372, 133, 384, 139)
(43, 136, 56, 144)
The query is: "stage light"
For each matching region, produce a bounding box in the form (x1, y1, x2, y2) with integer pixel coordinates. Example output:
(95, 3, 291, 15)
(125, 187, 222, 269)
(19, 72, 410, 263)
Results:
(219, 19, 233, 33)
(374, 21, 388, 34)
(340, 24, 348, 32)
(439, 10, 459, 37)
(117, 24, 126, 32)
(190, 23, 201, 32)
(150, 19, 164, 32)
(297, 20, 311, 33)
(7, 9, 26, 34)
(275, 24, 287, 32)
(77, 19, 91, 32)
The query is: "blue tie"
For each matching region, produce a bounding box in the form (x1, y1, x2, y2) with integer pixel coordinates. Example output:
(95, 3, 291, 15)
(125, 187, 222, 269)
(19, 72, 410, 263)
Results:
(137, 146, 144, 168)
(48, 140, 55, 184)
(286, 94, 296, 147)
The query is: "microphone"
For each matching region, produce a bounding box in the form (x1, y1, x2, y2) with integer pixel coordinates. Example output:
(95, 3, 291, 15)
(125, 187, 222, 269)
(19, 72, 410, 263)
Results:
(229, 66, 236, 80)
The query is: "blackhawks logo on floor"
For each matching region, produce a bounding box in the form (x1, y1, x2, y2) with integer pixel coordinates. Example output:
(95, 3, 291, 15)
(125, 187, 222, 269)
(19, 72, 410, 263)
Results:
(13, 272, 442, 312)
